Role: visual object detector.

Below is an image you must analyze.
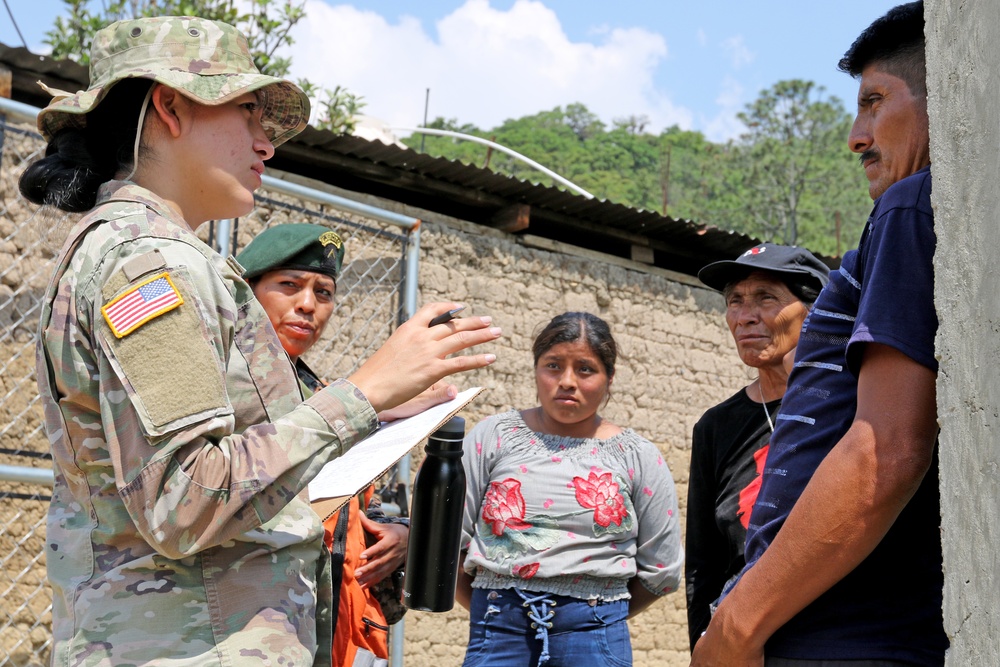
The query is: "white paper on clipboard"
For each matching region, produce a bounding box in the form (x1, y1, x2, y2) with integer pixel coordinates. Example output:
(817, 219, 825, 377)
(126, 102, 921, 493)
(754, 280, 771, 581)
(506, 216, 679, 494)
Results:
(308, 386, 485, 518)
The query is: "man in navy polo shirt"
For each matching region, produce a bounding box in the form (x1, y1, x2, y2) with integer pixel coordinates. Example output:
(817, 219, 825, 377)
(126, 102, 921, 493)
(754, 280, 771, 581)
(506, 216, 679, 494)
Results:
(691, 3, 946, 666)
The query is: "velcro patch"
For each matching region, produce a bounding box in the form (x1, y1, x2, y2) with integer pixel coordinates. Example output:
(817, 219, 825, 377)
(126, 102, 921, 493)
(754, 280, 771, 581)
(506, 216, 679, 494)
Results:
(102, 272, 184, 338)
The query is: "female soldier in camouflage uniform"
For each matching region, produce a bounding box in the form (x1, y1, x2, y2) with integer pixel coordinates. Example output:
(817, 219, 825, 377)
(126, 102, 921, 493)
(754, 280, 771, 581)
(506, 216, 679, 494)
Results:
(20, 16, 500, 666)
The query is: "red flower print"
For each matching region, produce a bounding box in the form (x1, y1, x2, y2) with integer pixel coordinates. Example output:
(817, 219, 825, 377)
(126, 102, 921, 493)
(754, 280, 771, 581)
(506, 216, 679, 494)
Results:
(514, 562, 539, 579)
(573, 470, 628, 527)
(482, 478, 532, 536)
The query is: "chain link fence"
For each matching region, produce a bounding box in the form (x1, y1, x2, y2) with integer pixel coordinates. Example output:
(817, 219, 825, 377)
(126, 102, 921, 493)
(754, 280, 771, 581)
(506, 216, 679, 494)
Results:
(0, 107, 418, 666)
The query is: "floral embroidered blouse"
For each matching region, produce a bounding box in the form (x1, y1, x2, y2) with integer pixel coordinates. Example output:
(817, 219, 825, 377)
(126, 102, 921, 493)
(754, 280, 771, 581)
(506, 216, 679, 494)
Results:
(461, 410, 683, 601)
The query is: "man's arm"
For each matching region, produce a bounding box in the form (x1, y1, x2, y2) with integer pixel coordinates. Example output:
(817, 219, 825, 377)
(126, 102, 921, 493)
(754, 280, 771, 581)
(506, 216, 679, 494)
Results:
(691, 343, 938, 666)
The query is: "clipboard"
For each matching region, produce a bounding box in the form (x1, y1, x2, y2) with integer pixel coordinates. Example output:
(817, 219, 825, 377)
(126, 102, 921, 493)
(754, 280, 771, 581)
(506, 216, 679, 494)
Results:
(309, 386, 485, 521)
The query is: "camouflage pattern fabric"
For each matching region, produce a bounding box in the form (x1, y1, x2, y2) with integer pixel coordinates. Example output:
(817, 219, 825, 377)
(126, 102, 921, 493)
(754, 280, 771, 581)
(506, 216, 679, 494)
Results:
(36, 180, 378, 666)
(37, 16, 309, 146)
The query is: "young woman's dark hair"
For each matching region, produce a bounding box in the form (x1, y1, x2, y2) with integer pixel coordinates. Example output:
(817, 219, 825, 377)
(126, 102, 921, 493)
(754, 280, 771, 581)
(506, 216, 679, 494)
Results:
(532, 311, 617, 379)
(19, 78, 154, 212)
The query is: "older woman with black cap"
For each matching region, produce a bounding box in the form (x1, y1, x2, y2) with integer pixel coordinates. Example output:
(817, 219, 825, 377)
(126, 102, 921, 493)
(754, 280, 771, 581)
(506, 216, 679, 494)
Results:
(20, 16, 499, 666)
(685, 243, 830, 650)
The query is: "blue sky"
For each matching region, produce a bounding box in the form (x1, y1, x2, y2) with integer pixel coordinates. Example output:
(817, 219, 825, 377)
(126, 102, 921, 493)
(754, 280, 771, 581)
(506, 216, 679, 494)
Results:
(4, 0, 901, 141)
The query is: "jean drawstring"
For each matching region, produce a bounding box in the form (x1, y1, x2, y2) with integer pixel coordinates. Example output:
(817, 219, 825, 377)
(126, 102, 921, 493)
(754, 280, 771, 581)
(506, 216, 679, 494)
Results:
(515, 588, 557, 666)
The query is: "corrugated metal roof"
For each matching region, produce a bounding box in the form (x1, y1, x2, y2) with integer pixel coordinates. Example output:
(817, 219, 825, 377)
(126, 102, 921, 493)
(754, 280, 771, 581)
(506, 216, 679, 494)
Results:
(0, 45, 88, 109)
(1, 43, 836, 277)
(279, 129, 776, 276)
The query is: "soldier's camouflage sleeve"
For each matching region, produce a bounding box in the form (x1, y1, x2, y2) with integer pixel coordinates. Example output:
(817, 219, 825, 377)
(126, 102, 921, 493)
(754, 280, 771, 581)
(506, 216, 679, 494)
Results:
(67, 223, 377, 558)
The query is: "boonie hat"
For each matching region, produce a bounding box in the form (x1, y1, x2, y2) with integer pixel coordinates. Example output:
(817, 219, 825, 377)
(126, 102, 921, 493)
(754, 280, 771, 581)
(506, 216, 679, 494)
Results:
(698, 242, 831, 293)
(237, 224, 346, 282)
(36, 16, 309, 147)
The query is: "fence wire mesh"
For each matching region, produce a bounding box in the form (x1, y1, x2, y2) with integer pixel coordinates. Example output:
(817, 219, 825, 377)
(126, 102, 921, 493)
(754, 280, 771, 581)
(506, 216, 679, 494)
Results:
(0, 113, 411, 666)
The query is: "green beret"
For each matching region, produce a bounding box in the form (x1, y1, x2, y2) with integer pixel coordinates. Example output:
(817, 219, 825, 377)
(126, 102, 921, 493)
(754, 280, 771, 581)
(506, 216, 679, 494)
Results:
(237, 224, 345, 281)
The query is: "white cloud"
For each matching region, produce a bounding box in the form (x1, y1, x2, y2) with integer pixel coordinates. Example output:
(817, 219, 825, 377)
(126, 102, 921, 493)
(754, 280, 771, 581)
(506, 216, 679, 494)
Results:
(701, 76, 746, 142)
(283, 0, 692, 135)
(696, 28, 708, 48)
(721, 35, 754, 70)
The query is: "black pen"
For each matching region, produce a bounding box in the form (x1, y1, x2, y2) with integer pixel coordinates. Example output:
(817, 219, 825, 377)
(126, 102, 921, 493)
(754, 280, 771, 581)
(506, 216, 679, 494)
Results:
(429, 306, 465, 327)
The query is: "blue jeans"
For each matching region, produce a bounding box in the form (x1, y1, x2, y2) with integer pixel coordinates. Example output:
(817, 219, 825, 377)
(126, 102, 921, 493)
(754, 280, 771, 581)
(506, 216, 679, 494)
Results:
(462, 588, 632, 667)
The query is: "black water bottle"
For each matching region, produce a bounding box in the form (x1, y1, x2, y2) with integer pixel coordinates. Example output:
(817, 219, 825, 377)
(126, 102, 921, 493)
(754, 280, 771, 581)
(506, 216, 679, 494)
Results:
(403, 415, 467, 611)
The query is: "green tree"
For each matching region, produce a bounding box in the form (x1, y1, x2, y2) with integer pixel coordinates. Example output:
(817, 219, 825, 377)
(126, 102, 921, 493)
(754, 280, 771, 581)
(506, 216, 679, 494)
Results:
(400, 94, 870, 255)
(301, 83, 366, 135)
(715, 80, 870, 254)
(47, 0, 283, 72)
(656, 125, 719, 219)
(410, 117, 492, 167)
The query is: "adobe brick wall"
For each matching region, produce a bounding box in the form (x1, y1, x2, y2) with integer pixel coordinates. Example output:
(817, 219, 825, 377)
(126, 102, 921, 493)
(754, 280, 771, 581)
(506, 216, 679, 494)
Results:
(388, 211, 749, 666)
(1, 130, 749, 664)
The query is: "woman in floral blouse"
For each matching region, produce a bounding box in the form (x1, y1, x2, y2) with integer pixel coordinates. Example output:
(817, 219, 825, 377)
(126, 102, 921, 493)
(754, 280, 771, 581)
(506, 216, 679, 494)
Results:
(457, 312, 683, 667)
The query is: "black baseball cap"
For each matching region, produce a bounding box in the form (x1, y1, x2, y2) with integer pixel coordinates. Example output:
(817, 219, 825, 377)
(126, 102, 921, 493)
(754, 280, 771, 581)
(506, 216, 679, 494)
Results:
(698, 243, 831, 293)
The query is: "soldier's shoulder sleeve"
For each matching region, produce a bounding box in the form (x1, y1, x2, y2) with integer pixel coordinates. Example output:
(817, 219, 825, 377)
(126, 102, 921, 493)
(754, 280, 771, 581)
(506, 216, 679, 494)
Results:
(93, 235, 237, 439)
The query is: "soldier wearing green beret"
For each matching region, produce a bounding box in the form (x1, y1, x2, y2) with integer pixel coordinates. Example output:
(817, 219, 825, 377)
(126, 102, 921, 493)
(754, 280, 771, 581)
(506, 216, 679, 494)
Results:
(238, 224, 448, 666)
(239, 223, 347, 370)
(20, 16, 500, 667)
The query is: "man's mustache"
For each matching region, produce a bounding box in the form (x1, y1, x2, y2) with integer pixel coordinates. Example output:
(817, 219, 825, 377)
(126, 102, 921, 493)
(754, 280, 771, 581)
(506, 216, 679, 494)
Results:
(859, 149, 879, 165)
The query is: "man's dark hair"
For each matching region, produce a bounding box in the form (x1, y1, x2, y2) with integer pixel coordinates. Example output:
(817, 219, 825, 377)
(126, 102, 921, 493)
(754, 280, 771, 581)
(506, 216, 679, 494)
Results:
(838, 1, 926, 97)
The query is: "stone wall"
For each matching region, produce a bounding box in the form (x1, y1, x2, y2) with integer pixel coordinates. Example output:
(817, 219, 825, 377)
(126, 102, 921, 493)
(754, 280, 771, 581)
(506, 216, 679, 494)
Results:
(0, 115, 749, 664)
(299, 185, 751, 666)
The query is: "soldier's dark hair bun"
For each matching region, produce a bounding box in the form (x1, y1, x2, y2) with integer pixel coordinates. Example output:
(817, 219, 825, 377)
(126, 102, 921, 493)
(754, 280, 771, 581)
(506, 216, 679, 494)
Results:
(20, 79, 153, 213)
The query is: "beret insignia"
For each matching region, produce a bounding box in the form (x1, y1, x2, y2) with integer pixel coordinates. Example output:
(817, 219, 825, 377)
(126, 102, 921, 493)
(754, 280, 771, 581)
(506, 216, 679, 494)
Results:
(319, 231, 343, 249)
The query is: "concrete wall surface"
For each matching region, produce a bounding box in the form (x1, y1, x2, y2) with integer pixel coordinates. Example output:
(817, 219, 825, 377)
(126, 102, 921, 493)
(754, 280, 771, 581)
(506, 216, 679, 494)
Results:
(926, 0, 1000, 664)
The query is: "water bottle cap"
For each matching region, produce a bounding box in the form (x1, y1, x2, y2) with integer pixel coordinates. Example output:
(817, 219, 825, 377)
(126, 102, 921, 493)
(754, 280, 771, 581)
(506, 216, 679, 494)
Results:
(426, 415, 465, 455)
(431, 415, 465, 439)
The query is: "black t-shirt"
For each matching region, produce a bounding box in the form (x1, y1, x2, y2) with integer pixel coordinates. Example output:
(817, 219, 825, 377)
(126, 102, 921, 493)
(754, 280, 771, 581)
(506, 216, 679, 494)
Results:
(685, 388, 779, 649)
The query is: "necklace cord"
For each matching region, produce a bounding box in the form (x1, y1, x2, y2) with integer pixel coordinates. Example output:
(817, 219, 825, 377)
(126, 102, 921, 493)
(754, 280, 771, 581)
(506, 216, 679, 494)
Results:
(756, 376, 776, 433)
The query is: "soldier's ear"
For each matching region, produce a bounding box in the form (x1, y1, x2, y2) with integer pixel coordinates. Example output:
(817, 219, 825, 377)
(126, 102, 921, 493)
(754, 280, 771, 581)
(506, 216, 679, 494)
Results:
(149, 84, 188, 139)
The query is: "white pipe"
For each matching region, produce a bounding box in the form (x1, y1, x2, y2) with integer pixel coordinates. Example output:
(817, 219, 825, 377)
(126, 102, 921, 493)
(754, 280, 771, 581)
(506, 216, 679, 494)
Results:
(216, 219, 232, 257)
(391, 126, 596, 200)
(0, 464, 54, 487)
(0, 97, 41, 124)
(261, 175, 420, 229)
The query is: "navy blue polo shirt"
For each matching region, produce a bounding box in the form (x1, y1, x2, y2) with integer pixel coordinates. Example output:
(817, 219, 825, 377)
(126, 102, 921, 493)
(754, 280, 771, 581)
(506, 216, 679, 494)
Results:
(740, 166, 946, 665)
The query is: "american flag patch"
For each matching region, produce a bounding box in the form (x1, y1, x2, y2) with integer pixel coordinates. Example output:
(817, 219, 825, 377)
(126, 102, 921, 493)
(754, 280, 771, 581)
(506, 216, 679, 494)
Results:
(102, 272, 184, 338)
